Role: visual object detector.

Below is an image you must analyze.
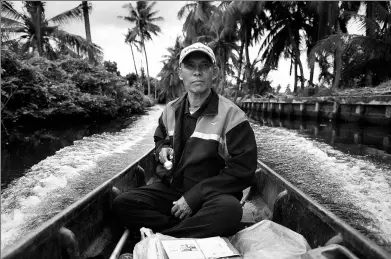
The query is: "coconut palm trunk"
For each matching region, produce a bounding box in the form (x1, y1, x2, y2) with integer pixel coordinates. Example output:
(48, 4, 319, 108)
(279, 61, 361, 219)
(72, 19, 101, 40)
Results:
(294, 60, 298, 93)
(130, 43, 139, 77)
(142, 40, 151, 96)
(36, 3, 43, 56)
(244, 25, 251, 83)
(365, 2, 373, 86)
(332, 22, 342, 90)
(221, 50, 226, 95)
(309, 62, 315, 86)
(287, 25, 305, 90)
(236, 39, 244, 90)
(82, 1, 93, 63)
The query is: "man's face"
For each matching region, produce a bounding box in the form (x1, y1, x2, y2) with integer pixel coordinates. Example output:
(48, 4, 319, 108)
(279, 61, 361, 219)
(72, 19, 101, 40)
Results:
(179, 52, 218, 95)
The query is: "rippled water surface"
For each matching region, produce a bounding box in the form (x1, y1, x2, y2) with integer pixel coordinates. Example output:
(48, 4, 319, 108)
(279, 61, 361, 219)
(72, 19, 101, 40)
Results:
(1, 106, 163, 250)
(249, 114, 391, 251)
(2, 105, 391, 254)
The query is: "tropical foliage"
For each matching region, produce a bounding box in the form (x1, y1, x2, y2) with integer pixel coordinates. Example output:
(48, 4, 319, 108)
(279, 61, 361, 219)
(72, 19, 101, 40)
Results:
(1, 1, 103, 61)
(118, 1, 164, 96)
(1, 49, 147, 132)
(2, 1, 391, 131)
(157, 1, 391, 103)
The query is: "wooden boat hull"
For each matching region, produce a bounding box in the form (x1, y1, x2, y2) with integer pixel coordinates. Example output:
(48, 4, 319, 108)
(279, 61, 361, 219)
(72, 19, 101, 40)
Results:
(1, 148, 390, 259)
(248, 161, 391, 259)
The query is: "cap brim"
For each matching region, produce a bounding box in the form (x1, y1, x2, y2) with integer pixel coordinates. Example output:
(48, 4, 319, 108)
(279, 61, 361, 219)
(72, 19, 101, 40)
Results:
(179, 49, 215, 64)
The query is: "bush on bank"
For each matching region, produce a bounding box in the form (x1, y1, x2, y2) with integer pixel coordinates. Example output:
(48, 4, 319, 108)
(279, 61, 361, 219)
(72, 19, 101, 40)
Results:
(1, 50, 149, 131)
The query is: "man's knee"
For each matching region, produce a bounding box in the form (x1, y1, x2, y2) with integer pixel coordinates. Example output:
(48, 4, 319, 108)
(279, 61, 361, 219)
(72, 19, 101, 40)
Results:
(112, 191, 140, 214)
(112, 192, 127, 215)
(216, 195, 242, 221)
(207, 195, 243, 232)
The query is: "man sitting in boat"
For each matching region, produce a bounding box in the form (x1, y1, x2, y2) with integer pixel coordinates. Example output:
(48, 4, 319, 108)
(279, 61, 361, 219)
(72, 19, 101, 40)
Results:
(113, 42, 257, 238)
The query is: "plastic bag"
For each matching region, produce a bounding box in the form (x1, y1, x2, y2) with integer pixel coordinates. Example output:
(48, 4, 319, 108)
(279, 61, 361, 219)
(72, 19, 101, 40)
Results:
(230, 220, 311, 259)
(133, 228, 175, 259)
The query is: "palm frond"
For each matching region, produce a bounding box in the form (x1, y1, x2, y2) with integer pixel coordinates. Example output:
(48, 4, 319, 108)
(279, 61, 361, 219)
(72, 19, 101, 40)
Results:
(119, 16, 137, 23)
(1, 26, 27, 34)
(144, 1, 157, 15)
(48, 3, 84, 25)
(347, 35, 391, 61)
(309, 33, 341, 65)
(342, 11, 379, 36)
(1, 17, 25, 28)
(145, 23, 161, 35)
(54, 29, 103, 57)
(147, 16, 164, 23)
(121, 3, 136, 13)
(178, 3, 197, 20)
(257, 21, 285, 57)
(372, 2, 391, 24)
(1, 1, 24, 20)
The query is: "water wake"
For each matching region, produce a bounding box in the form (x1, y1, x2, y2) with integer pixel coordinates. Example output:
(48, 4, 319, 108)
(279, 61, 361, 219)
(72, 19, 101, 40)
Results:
(1, 106, 163, 250)
(252, 123, 391, 249)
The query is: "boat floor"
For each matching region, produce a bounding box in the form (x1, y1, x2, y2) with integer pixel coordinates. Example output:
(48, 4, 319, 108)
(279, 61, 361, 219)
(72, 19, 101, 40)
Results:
(84, 189, 270, 258)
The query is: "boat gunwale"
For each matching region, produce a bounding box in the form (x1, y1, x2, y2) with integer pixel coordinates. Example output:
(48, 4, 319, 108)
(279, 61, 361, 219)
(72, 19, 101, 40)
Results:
(257, 159, 391, 259)
(1, 148, 156, 259)
(2, 148, 390, 259)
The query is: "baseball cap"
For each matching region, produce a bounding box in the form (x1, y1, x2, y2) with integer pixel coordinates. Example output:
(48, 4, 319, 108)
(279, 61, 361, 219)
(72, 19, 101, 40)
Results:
(179, 42, 216, 64)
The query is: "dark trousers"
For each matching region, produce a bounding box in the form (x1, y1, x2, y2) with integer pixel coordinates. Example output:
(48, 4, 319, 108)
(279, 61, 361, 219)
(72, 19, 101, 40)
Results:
(112, 182, 243, 238)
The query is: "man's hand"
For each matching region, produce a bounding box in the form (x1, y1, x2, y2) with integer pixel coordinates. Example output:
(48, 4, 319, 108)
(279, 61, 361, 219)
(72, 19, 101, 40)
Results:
(171, 196, 192, 220)
(159, 147, 174, 164)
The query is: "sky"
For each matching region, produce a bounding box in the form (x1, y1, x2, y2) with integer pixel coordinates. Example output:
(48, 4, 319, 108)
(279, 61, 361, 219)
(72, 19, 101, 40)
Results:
(10, 1, 363, 91)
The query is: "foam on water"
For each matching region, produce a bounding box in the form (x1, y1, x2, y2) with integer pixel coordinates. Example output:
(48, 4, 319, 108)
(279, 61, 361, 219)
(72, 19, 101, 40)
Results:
(252, 123, 391, 248)
(1, 106, 163, 250)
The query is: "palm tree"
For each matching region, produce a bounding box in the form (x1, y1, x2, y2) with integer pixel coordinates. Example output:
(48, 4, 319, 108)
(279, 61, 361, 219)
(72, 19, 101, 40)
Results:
(224, 1, 266, 91)
(1, 1, 102, 60)
(196, 5, 239, 95)
(124, 28, 140, 77)
(258, 2, 311, 92)
(82, 1, 93, 63)
(177, 1, 217, 45)
(308, 1, 359, 89)
(346, 1, 391, 86)
(247, 59, 273, 96)
(118, 1, 163, 96)
(158, 37, 185, 102)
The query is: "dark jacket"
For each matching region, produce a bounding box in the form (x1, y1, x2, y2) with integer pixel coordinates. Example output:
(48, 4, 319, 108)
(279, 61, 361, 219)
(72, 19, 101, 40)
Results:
(154, 89, 257, 211)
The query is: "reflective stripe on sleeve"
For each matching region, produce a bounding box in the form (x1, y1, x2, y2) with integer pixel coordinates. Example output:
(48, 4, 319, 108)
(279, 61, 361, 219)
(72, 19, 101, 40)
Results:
(191, 132, 221, 142)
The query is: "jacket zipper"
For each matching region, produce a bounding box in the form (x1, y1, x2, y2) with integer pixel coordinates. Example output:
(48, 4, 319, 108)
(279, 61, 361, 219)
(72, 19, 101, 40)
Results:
(170, 115, 203, 183)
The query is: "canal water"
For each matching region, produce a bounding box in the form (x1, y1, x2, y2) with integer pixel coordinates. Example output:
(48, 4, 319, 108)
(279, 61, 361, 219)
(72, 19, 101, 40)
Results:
(248, 110, 391, 252)
(1, 105, 391, 253)
(1, 106, 163, 250)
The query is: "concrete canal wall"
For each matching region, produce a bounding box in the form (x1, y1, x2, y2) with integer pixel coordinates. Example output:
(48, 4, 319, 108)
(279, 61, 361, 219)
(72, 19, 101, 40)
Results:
(240, 95, 391, 126)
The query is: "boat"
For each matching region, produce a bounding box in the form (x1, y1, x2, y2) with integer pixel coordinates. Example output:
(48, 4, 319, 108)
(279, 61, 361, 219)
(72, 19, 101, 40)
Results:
(1, 147, 390, 259)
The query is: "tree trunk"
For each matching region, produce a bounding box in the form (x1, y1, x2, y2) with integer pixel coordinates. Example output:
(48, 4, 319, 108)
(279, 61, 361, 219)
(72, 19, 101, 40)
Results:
(243, 23, 251, 84)
(142, 40, 151, 96)
(365, 1, 373, 86)
(221, 50, 226, 95)
(236, 39, 245, 90)
(293, 60, 298, 93)
(287, 25, 305, 90)
(309, 62, 315, 87)
(36, 4, 43, 57)
(130, 44, 138, 77)
(155, 78, 157, 99)
(297, 54, 305, 90)
(332, 24, 342, 90)
(82, 1, 93, 63)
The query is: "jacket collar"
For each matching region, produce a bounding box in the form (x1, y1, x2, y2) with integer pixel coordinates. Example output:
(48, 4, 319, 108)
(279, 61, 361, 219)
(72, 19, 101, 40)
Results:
(170, 88, 219, 116)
